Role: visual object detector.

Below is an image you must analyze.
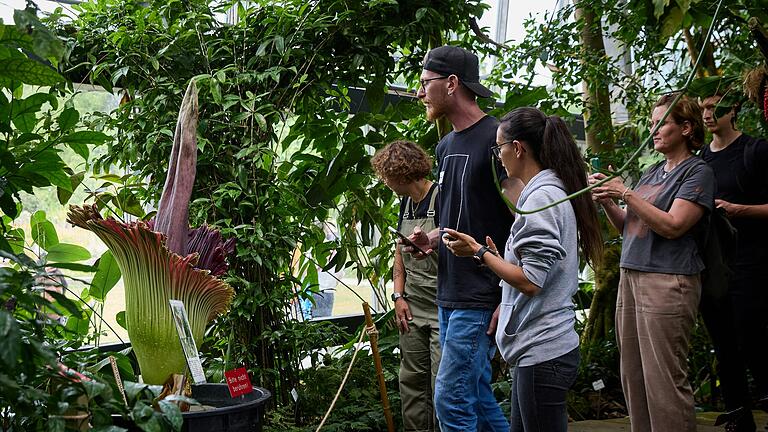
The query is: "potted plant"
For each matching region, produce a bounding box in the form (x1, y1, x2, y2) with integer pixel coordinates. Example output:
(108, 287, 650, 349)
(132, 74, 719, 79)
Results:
(68, 80, 270, 430)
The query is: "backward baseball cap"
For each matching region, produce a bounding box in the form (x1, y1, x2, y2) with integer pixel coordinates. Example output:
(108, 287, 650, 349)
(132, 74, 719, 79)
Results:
(423, 45, 493, 98)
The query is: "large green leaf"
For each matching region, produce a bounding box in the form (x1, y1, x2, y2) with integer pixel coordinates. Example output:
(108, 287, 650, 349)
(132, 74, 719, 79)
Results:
(47, 291, 86, 319)
(45, 243, 91, 262)
(12, 113, 36, 134)
(0, 58, 64, 86)
(116, 310, 126, 330)
(0, 236, 12, 254)
(57, 107, 80, 132)
(0, 311, 20, 368)
(47, 262, 97, 272)
(13, 9, 65, 62)
(0, 25, 33, 51)
(158, 401, 183, 431)
(31, 210, 59, 249)
(59, 130, 111, 146)
(8, 93, 51, 133)
(687, 75, 739, 98)
(90, 250, 121, 301)
(114, 189, 145, 217)
(39, 167, 72, 191)
(503, 85, 549, 111)
(660, 7, 684, 40)
(18, 149, 70, 190)
(57, 171, 85, 205)
(653, 0, 671, 19)
(6, 228, 24, 253)
(0, 187, 19, 219)
(10, 93, 52, 119)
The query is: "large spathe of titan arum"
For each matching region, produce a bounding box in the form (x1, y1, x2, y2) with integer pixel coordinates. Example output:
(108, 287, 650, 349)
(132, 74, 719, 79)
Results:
(68, 80, 235, 385)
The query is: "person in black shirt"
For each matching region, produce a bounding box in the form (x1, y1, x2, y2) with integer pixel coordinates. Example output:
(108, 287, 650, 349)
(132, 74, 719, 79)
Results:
(700, 93, 768, 432)
(406, 45, 522, 432)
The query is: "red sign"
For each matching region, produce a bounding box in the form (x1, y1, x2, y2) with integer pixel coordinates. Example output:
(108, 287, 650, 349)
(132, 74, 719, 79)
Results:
(224, 367, 254, 398)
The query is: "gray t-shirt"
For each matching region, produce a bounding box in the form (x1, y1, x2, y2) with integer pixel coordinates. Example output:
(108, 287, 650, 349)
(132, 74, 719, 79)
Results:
(620, 156, 715, 275)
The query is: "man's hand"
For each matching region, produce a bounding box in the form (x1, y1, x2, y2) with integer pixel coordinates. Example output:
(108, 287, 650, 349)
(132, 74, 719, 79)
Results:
(487, 305, 500, 335)
(395, 299, 413, 333)
(716, 199, 743, 218)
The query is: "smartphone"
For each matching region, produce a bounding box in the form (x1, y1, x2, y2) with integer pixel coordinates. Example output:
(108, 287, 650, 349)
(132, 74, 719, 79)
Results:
(387, 226, 428, 255)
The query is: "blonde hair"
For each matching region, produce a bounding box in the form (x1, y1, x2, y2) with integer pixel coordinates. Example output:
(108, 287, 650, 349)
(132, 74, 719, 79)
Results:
(654, 93, 705, 151)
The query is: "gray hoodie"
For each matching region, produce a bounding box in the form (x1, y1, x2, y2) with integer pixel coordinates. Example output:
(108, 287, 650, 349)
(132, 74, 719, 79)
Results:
(495, 169, 580, 367)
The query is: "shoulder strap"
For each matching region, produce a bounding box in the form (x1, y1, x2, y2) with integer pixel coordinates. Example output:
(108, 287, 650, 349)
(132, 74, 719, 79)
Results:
(403, 196, 412, 219)
(426, 184, 438, 218)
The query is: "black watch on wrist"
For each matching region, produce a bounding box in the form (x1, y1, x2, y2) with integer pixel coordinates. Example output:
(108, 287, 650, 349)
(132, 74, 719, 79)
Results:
(391, 292, 408, 302)
(473, 246, 491, 266)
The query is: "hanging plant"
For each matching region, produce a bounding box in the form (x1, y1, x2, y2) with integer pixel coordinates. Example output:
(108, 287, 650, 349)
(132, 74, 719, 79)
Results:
(68, 80, 235, 385)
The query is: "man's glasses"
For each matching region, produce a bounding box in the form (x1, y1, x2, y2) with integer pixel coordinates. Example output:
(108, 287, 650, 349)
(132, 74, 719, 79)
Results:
(419, 76, 449, 89)
(491, 141, 514, 160)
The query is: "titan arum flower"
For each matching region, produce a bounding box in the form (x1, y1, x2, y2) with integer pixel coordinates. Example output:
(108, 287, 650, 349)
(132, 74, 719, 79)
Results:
(68, 80, 235, 385)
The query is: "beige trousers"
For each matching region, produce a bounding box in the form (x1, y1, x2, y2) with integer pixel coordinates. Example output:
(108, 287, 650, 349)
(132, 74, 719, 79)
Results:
(616, 268, 700, 432)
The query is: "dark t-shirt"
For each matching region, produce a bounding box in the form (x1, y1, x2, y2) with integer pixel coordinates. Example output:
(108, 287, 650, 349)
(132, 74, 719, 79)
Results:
(620, 156, 715, 275)
(435, 115, 515, 309)
(701, 134, 768, 268)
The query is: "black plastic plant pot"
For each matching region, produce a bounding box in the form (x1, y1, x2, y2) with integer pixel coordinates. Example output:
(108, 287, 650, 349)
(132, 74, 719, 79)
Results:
(115, 383, 271, 432)
(184, 383, 271, 432)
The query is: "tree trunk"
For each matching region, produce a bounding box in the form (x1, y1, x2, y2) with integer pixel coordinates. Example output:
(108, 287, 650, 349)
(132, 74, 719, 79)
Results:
(683, 27, 718, 78)
(581, 237, 622, 362)
(574, 0, 615, 153)
(573, 1, 620, 361)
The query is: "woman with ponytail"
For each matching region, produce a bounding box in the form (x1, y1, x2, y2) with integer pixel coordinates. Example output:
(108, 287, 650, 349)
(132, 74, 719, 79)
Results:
(443, 107, 602, 432)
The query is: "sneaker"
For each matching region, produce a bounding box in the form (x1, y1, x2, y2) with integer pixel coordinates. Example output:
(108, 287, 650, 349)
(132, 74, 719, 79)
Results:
(757, 395, 768, 412)
(715, 407, 756, 432)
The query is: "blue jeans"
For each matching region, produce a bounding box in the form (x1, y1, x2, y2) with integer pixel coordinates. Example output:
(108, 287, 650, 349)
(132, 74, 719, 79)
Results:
(509, 347, 579, 432)
(434, 307, 509, 432)
(312, 291, 335, 317)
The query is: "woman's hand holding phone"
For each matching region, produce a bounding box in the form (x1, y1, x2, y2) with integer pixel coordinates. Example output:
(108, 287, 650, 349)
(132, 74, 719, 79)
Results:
(442, 228, 482, 257)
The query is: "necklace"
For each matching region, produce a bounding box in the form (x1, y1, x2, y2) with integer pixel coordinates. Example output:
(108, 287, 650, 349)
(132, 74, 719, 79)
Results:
(408, 183, 433, 220)
(662, 155, 692, 179)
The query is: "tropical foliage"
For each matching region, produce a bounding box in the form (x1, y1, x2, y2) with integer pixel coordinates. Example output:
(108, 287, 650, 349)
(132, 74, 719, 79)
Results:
(3, 0, 768, 428)
(61, 0, 502, 407)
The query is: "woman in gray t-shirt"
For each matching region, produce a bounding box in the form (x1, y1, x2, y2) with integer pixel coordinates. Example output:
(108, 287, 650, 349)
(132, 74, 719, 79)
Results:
(589, 93, 715, 432)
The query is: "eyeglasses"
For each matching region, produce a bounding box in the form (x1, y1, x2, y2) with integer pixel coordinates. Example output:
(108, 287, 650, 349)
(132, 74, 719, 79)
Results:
(419, 76, 449, 89)
(491, 140, 515, 160)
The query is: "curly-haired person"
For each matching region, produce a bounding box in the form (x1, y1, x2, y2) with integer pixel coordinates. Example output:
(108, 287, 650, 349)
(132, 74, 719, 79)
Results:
(372, 140, 441, 432)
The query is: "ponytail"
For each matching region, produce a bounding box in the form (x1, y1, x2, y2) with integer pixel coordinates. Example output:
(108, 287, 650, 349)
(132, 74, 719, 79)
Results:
(499, 108, 603, 267)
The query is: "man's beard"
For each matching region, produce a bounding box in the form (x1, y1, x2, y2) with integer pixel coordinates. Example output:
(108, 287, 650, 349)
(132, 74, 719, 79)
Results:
(425, 100, 447, 122)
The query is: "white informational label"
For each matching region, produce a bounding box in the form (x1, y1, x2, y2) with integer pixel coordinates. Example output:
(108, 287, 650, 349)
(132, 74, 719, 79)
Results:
(291, 388, 298, 402)
(169, 300, 207, 384)
(592, 379, 605, 391)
